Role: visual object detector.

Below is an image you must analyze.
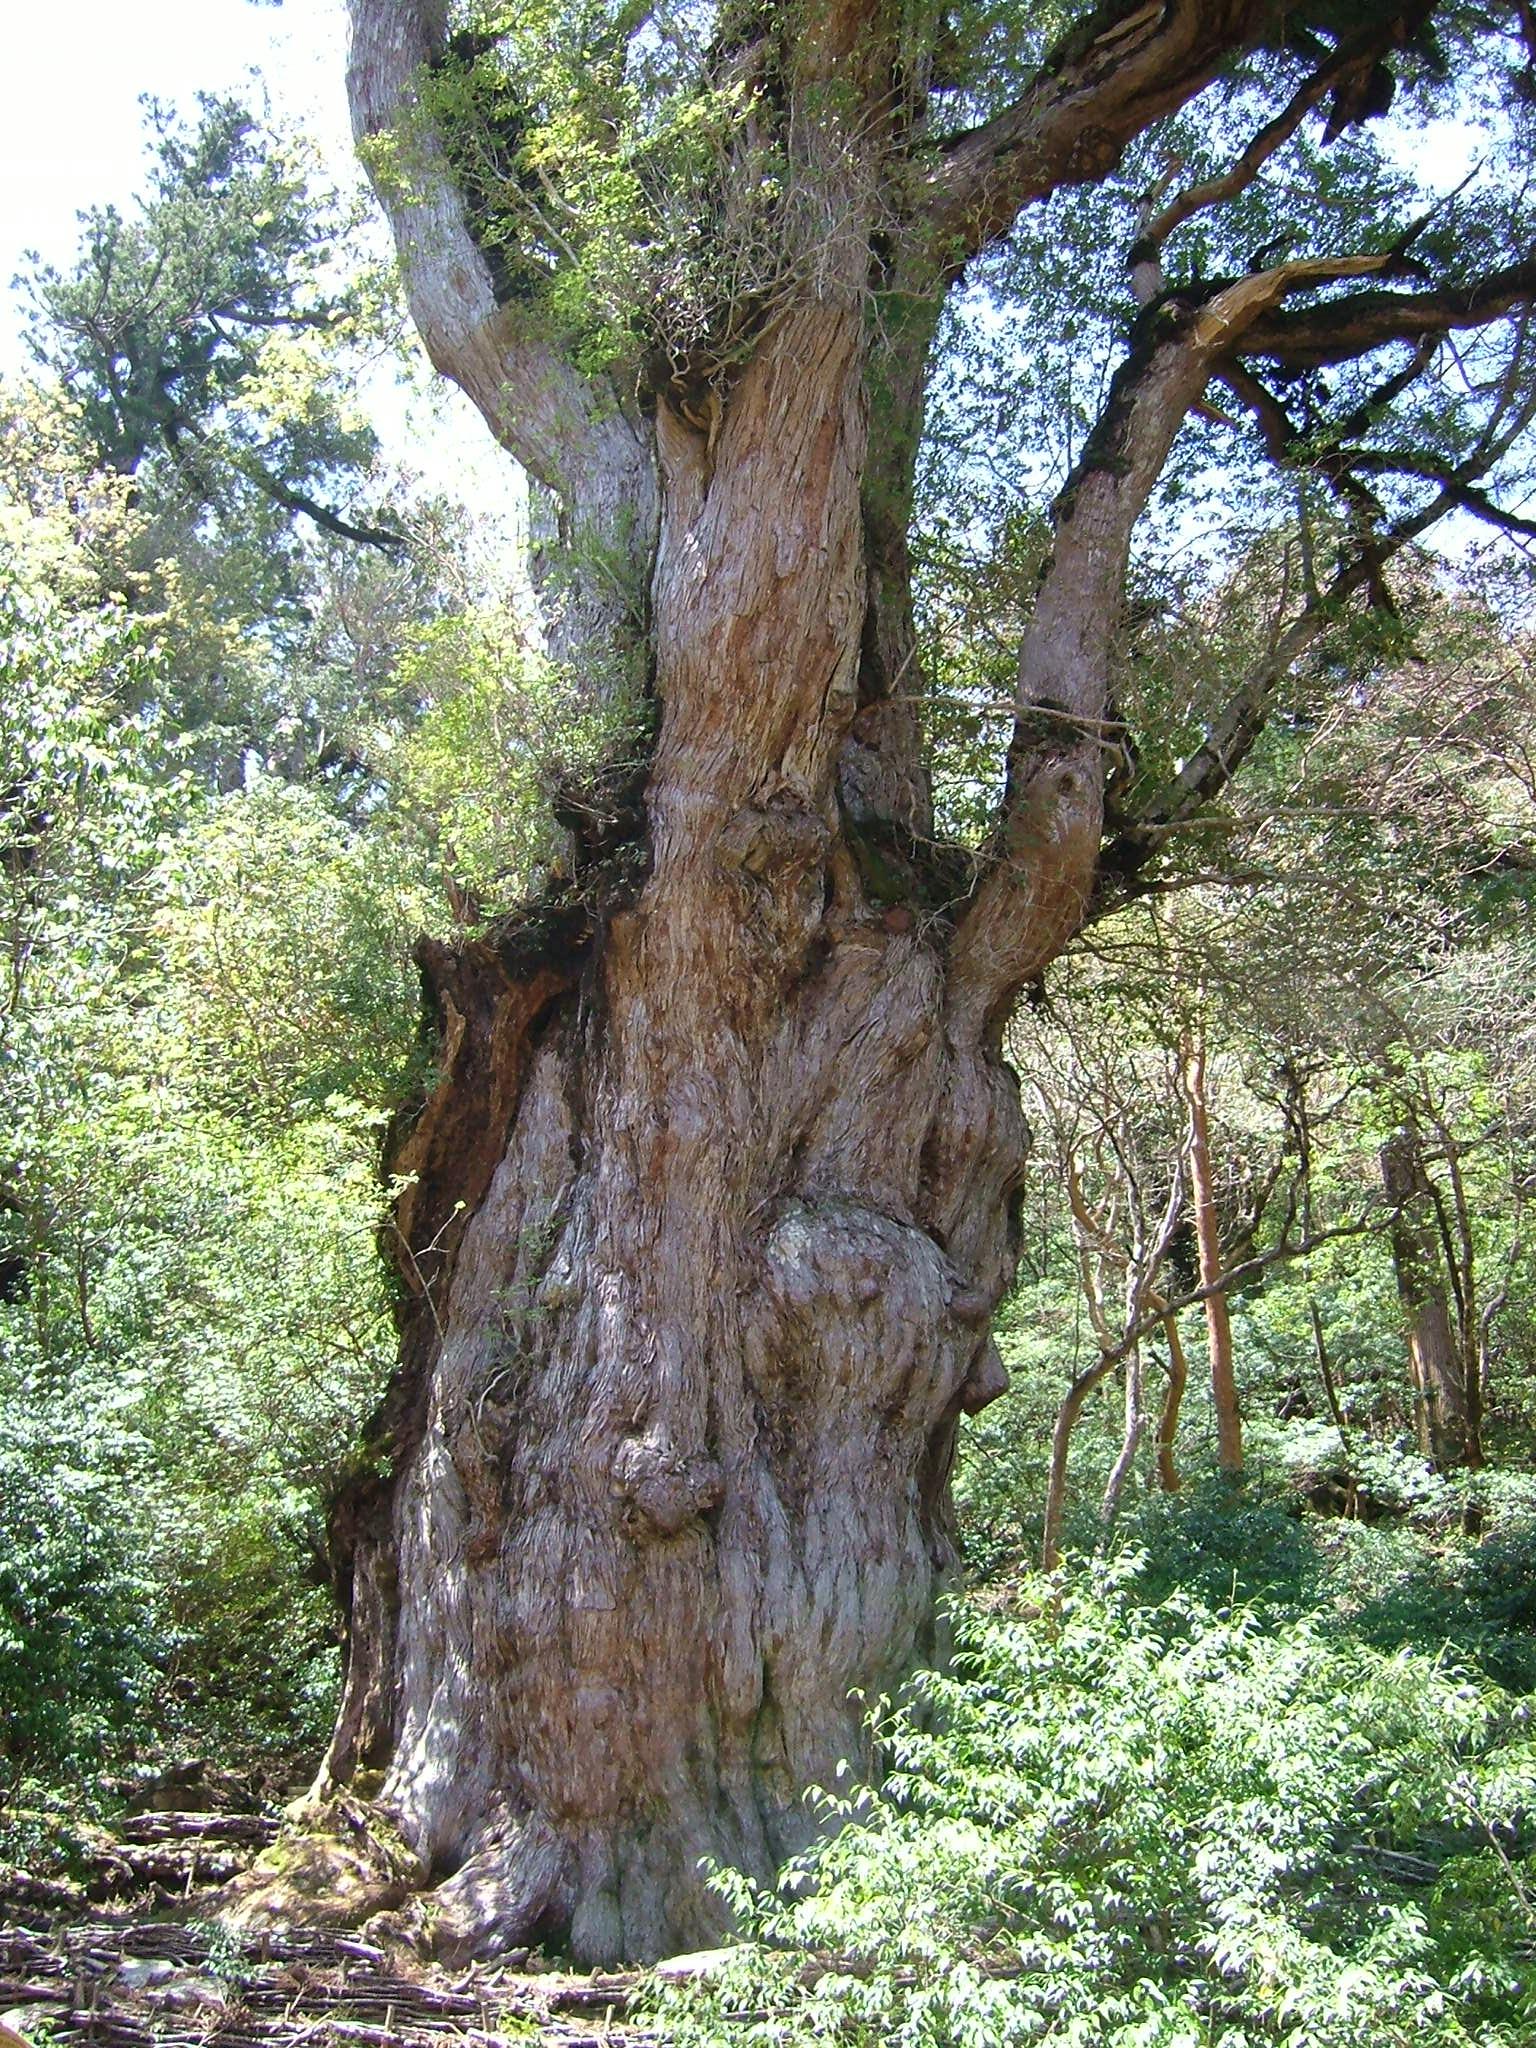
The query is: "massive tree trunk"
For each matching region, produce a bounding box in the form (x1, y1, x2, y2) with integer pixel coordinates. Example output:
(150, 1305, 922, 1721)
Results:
(302, 297, 1024, 1964)
(242, 0, 1250, 1967)
(220, 0, 1534, 1969)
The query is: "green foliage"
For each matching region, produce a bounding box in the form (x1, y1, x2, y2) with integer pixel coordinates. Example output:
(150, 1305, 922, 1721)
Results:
(381, 603, 648, 917)
(0, 580, 172, 1831)
(4, 124, 470, 800)
(1123, 1451, 1536, 1698)
(150, 780, 429, 1118)
(4, 18, 1536, 2010)
(0, 1416, 157, 1816)
(397, 5, 783, 372)
(0, 494, 415, 1820)
(22, 95, 392, 550)
(0, 188, 620, 1825)
(651, 1563, 1536, 2046)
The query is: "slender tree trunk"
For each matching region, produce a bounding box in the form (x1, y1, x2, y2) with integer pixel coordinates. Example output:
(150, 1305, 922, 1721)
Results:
(1379, 1127, 1471, 1469)
(1100, 1345, 1144, 1533)
(1152, 1293, 1187, 1493)
(1310, 1297, 1351, 1449)
(1042, 1350, 1118, 1573)
(1435, 1128, 1486, 1468)
(1182, 1027, 1242, 1476)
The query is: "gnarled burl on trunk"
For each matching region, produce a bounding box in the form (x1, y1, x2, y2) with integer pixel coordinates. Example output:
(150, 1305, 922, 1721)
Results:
(220, 0, 1536, 1966)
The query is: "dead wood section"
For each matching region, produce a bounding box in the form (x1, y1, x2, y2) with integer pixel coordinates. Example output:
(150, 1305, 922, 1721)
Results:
(0, 1921, 648, 2048)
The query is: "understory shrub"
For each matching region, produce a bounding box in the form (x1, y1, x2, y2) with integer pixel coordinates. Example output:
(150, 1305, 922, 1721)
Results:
(0, 1411, 158, 1861)
(650, 1559, 1536, 2047)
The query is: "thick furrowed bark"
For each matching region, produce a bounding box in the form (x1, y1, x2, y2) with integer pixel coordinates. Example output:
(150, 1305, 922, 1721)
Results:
(231, 216, 1381, 1979)
(234, 300, 1019, 1968)
(355, 966, 1018, 1963)
(273, 284, 1243, 1974)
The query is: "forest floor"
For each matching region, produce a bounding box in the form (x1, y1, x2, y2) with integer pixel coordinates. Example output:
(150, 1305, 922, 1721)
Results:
(0, 1811, 656, 2048)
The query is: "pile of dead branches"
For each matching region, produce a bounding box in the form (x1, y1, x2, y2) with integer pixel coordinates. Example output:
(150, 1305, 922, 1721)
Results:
(0, 1812, 279, 1917)
(0, 1920, 647, 2048)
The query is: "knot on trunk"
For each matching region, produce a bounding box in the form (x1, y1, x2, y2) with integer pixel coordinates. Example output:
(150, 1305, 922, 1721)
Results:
(715, 799, 832, 971)
(947, 1284, 993, 1327)
(611, 1431, 724, 1537)
(957, 1338, 1010, 1415)
(760, 1200, 990, 1430)
(718, 799, 829, 889)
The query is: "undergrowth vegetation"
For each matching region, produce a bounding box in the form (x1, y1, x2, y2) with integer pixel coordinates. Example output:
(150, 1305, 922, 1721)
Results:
(650, 1558, 1536, 2046)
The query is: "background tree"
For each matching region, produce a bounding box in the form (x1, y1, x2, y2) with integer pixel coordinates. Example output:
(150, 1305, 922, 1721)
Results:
(23, 94, 397, 551)
(0, 101, 573, 1843)
(966, 552, 1536, 1568)
(17, 95, 446, 787)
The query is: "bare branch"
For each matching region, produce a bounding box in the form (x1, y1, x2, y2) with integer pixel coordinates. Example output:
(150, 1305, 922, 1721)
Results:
(238, 468, 409, 553)
(1141, 44, 1345, 251)
(1105, 1211, 1386, 1371)
(1099, 522, 1423, 882)
(1141, 13, 1467, 259)
(1238, 250, 1536, 368)
(162, 410, 409, 551)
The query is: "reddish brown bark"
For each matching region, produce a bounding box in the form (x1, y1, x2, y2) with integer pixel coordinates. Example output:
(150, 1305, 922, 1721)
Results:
(293, 222, 1318, 1981)
(252, 285, 1031, 1966)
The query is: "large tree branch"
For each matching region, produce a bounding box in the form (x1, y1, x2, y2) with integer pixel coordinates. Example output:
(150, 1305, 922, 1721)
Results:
(347, 0, 657, 630)
(923, 0, 1273, 266)
(1138, 11, 1439, 258)
(1112, 294, 1536, 860)
(1238, 251, 1536, 367)
(1141, 57, 1340, 253)
(943, 321, 1232, 1036)
(943, 250, 1426, 1035)
(1344, 451, 1536, 537)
